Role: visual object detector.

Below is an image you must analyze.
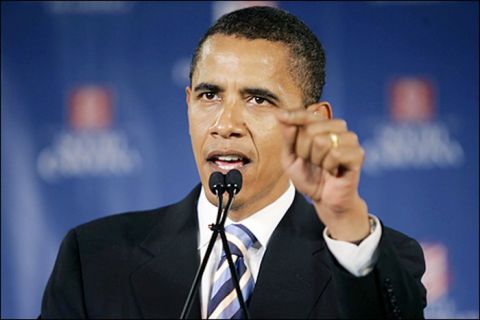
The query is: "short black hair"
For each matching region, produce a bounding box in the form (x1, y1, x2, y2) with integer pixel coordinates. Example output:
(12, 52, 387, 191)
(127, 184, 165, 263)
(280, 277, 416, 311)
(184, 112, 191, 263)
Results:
(189, 6, 326, 106)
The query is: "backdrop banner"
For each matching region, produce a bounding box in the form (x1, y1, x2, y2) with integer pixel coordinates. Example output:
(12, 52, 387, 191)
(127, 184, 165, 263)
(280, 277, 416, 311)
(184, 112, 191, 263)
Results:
(2, 1, 478, 318)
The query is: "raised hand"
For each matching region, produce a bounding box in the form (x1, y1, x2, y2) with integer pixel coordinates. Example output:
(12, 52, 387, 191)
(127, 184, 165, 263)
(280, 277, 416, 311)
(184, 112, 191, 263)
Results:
(276, 104, 370, 242)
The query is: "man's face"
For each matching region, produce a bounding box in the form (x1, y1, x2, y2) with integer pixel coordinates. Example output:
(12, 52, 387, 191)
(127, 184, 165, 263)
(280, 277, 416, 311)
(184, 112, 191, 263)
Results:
(186, 35, 304, 218)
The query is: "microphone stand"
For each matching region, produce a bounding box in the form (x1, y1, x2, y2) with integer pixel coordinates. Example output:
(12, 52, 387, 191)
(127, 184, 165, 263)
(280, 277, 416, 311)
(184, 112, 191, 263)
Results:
(180, 169, 249, 319)
(180, 189, 223, 319)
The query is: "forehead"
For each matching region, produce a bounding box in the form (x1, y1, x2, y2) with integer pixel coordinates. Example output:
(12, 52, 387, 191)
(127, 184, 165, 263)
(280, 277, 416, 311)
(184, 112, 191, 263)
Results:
(193, 35, 299, 94)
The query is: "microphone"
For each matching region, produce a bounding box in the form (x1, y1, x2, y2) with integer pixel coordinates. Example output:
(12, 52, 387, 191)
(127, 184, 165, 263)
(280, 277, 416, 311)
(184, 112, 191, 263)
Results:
(225, 169, 242, 196)
(220, 169, 242, 224)
(209, 171, 226, 196)
(209, 171, 225, 225)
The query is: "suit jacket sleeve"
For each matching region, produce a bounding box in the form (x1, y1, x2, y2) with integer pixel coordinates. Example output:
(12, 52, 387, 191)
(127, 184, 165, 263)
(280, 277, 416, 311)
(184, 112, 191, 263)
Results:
(329, 225, 426, 319)
(41, 228, 87, 318)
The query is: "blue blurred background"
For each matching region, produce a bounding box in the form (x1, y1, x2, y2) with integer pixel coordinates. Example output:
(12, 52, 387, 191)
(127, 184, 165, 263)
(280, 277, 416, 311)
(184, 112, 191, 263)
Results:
(2, 1, 478, 318)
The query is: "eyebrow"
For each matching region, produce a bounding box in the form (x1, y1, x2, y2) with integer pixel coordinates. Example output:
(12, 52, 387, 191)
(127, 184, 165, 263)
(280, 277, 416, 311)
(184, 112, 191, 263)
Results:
(193, 82, 224, 93)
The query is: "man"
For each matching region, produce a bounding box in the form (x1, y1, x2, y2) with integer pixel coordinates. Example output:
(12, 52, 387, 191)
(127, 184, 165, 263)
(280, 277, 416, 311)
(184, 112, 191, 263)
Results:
(41, 6, 426, 319)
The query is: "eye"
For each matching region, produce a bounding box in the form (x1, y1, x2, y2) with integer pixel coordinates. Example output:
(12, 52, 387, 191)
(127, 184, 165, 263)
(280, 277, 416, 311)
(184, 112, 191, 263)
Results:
(200, 92, 218, 100)
(248, 96, 271, 106)
(254, 97, 266, 104)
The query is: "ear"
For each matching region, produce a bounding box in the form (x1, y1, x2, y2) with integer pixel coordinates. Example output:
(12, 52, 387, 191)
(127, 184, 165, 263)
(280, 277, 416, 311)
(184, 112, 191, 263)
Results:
(306, 101, 333, 119)
(185, 87, 192, 136)
(185, 86, 191, 108)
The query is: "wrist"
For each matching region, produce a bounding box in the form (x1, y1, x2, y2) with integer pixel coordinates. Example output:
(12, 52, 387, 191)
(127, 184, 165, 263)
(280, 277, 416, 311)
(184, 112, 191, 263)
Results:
(317, 197, 371, 242)
(328, 216, 376, 245)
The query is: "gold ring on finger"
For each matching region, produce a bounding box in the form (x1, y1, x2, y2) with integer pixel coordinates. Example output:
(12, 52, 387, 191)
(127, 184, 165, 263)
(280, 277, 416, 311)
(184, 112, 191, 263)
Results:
(329, 132, 339, 149)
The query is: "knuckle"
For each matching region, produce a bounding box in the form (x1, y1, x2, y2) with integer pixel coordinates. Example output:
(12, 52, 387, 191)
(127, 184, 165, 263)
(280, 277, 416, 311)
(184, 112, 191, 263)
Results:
(330, 148, 341, 160)
(347, 132, 359, 144)
(336, 119, 348, 130)
(313, 135, 327, 148)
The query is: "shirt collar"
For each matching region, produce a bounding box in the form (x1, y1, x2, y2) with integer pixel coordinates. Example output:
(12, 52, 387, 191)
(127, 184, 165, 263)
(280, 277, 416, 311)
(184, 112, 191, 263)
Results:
(197, 182, 295, 250)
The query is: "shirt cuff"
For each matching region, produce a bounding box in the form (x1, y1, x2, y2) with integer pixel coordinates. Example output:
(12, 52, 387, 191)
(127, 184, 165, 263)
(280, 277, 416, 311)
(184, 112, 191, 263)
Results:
(322, 214, 382, 277)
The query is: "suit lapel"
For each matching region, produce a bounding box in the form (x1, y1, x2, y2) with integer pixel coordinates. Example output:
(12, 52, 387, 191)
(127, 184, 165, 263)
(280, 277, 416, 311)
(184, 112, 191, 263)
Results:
(130, 186, 202, 319)
(249, 192, 332, 319)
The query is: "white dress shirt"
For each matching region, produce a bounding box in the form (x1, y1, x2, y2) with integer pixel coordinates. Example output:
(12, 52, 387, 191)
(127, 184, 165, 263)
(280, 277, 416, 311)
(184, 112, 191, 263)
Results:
(197, 182, 382, 318)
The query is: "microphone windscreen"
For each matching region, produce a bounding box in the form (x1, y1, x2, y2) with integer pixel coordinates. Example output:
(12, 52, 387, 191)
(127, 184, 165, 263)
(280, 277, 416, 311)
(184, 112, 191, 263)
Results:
(209, 171, 225, 195)
(226, 169, 242, 193)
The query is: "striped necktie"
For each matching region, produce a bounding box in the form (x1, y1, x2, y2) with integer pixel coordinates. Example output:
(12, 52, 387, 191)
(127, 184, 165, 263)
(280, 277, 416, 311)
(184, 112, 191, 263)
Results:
(207, 224, 257, 319)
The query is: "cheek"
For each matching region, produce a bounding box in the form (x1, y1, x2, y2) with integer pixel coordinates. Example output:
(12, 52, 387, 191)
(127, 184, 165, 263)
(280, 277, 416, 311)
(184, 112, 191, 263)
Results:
(246, 109, 279, 134)
(188, 110, 211, 155)
(247, 113, 284, 170)
(189, 104, 215, 130)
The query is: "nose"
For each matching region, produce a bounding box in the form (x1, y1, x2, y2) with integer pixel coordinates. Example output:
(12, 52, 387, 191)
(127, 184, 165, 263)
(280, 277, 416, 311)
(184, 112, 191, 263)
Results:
(209, 100, 246, 139)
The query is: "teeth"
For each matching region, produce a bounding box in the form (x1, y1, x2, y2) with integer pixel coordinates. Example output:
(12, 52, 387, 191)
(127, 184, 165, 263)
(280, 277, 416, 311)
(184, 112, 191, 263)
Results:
(217, 155, 242, 162)
(217, 163, 240, 170)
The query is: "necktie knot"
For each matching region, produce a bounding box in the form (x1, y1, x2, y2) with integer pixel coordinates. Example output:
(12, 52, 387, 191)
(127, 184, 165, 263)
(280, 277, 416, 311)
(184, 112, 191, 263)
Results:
(224, 224, 257, 258)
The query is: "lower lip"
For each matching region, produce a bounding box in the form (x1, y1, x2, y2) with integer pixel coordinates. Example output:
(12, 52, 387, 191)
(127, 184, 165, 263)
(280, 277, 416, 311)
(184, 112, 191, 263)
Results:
(208, 160, 249, 173)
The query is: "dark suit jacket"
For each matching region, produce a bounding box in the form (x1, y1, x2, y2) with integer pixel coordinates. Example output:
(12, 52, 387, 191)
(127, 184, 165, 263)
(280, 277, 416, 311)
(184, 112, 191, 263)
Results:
(41, 185, 426, 319)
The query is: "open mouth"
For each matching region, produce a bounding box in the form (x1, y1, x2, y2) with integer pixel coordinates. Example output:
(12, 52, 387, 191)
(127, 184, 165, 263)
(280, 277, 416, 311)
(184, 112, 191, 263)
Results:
(207, 152, 251, 171)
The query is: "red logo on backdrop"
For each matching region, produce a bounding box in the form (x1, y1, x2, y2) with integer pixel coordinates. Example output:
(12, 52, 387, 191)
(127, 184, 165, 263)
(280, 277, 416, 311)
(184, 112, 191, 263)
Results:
(389, 78, 435, 122)
(68, 86, 113, 130)
(421, 243, 450, 303)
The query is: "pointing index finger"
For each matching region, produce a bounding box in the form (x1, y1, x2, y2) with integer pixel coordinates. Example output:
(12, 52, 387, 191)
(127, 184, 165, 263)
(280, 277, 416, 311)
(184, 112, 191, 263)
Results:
(276, 109, 321, 126)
